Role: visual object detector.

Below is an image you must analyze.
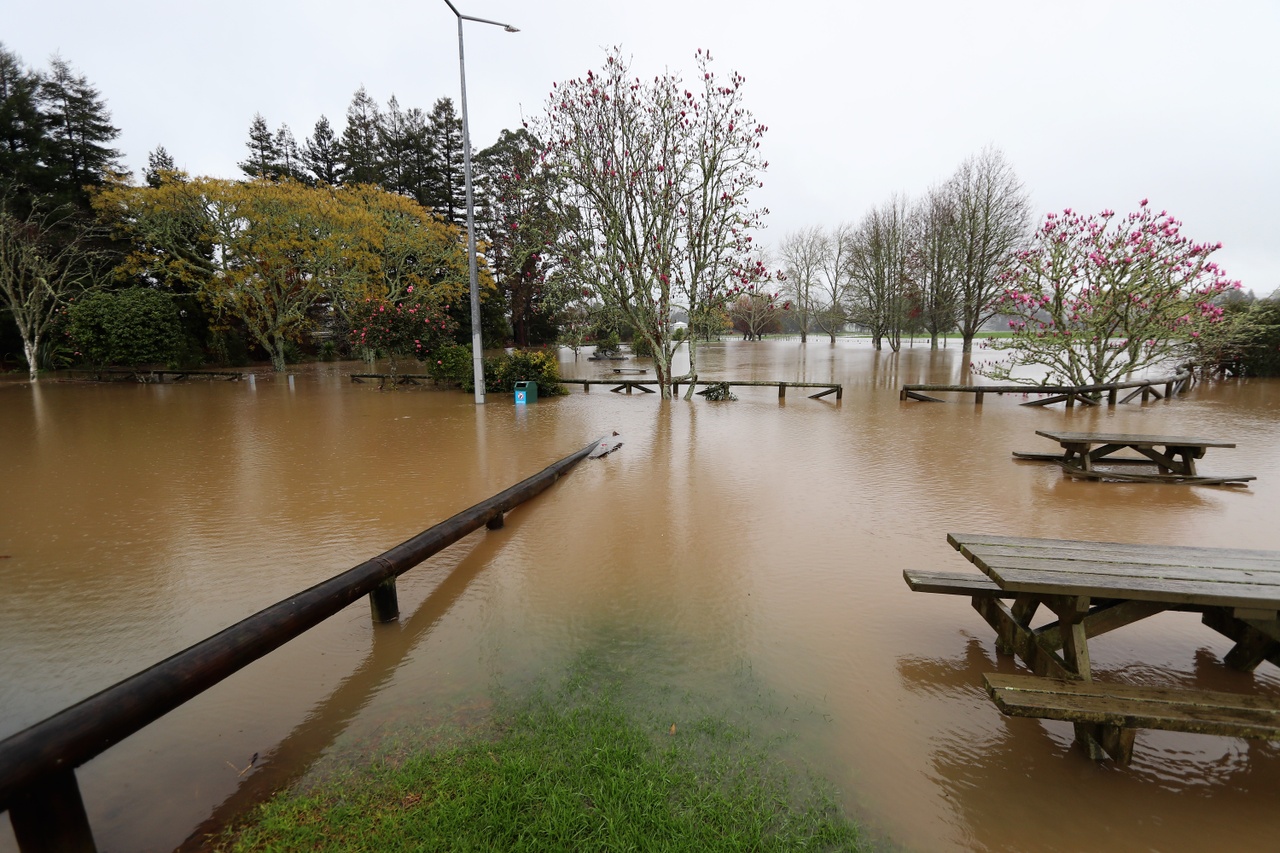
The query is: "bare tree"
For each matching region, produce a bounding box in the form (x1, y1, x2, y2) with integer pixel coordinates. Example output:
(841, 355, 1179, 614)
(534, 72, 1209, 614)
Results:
(814, 222, 855, 342)
(949, 147, 1031, 352)
(847, 195, 912, 351)
(0, 196, 103, 381)
(777, 226, 826, 342)
(908, 184, 961, 348)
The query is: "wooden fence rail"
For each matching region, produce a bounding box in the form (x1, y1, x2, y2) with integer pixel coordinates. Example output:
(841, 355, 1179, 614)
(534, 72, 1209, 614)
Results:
(577, 377, 842, 400)
(900, 369, 1193, 408)
(0, 437, 604, 853)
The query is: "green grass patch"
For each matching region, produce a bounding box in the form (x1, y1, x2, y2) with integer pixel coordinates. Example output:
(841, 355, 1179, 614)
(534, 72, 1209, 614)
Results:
(218, 656, 865, 852)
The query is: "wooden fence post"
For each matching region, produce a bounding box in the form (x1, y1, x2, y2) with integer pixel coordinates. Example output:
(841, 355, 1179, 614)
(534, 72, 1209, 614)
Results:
(9, 770, 96, 853)
(369, 578, 399, 623)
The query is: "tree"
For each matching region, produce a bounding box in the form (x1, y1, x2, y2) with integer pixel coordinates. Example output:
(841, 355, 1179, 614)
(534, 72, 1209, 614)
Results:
(983, 201, 1243, 386)
(423, 97, 466, 226)
(476, 128, 566, 346)
(531, 49, 770, 398)
(303, 115, 346, 186)
(341, 87, 382, 186)
(949, 147, 1031, 352)
(778, 226, 826, 342)
(239, 113, 281, 180)
(847, 195, 912, 351)
(94, 178, 475, 371)
(144, 145, 177, 188)
(0, 44, 47, 200)
(274, 124, 307, 183)
(727, 284, 787, 340)
(908, 185, 960, 348)
(0, 194, 104, 380)
(36, 56, 121, 207)
(814, 223, 854, 342)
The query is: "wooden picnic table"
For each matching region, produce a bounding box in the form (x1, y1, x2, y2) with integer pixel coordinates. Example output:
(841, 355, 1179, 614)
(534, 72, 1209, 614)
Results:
(905, 533, 1280, 762)
(1013, 430, 1254, 485)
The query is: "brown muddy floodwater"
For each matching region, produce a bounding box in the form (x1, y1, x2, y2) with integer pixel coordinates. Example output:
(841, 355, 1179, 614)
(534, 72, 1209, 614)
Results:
(2, 340, 1279, 852)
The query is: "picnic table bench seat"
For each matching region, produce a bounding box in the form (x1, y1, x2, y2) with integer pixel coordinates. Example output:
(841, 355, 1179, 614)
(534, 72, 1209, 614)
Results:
(902, 569, 1012, 597)
(984, 673, 1280, 761)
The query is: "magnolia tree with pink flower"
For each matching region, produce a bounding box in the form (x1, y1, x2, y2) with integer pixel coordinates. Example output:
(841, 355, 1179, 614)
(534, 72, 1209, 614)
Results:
(530, 48, 771, 399)
(981, 201, 1244, 386)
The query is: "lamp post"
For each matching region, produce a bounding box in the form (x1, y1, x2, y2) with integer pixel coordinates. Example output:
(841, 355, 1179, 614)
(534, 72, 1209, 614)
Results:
(441, 0, 519, 405)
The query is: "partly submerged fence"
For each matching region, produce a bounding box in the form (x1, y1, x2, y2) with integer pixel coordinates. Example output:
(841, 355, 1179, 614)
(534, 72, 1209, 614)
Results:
(0, 437, 604, 853)
(900, 368, 1194, 408)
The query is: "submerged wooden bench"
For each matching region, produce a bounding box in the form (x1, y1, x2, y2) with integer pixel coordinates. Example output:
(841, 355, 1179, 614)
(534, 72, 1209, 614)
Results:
(984, 673, 1280, 762)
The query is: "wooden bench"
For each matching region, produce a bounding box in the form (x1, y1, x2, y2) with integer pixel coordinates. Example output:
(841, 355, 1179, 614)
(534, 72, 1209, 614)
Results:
(984, 673, 1280, 762)
(902, 569, 1012, 597)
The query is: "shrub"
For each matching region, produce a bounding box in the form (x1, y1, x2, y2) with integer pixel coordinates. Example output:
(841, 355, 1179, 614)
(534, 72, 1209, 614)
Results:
(67, 287, 185, 367)
(428, 343, 474, 387)
(486, 348, 567, 396)
(631, 335, 654, 358)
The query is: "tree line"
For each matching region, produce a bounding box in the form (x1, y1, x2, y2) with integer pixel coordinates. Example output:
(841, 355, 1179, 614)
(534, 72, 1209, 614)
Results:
(0, 43, 578, 381)
(3, 42, 1278, 388)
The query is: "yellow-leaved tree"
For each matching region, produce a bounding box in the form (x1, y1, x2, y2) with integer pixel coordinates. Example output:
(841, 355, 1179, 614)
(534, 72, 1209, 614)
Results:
(93, 176, 480, 371)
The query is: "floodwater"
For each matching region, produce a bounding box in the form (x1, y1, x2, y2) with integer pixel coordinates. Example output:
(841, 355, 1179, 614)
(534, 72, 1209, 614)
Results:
(1, 341, 1278, 853)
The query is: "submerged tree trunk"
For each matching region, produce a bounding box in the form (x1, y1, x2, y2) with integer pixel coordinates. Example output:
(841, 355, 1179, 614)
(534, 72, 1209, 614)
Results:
(23, 336, 39, 383)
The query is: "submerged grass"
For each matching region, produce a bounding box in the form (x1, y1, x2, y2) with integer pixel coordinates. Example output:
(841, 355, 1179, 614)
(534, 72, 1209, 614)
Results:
(218, 653, 865, 852)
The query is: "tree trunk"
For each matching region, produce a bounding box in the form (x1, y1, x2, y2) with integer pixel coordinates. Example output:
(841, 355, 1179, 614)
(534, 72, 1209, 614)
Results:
(961, 332, 975, 353)
(23, 336, 39, 383)
(270, 337, 287, 372)
(682, 336, 699, 401)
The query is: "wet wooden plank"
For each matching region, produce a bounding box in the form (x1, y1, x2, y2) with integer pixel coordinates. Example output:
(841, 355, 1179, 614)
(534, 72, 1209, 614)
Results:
(948, 534, 1280, 565)
(902, 570, 1012, 597)
(1035, 430, 1237, 448)
(984, 673, 1280, 740)
(954, 544, 1280, 573)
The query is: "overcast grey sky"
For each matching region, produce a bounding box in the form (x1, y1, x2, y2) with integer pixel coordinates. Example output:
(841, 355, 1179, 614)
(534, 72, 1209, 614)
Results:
(7, 0, 1278, 293)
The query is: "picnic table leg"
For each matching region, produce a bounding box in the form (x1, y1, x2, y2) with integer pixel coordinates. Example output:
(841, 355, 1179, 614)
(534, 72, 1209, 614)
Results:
(1053, 596, 1112, 760)
(995, 595, 1040, 656)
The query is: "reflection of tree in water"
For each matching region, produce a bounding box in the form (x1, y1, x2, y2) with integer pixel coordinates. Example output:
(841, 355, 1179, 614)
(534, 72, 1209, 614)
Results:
(896, 640, 1280, 852)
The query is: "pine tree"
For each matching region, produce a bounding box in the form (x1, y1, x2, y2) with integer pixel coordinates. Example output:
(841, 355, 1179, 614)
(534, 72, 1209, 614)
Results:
(341, 86, 382, 186)
(239, 113, 281, 180)
(303, 115, 345, 186)
(0, 44, 47, 200)
(275, 123, 306, 183)
(144, 145, 177, 187)
(36, 55, 121, 205)
(424, 97, 466, 225)
(379, 95, 411, 196)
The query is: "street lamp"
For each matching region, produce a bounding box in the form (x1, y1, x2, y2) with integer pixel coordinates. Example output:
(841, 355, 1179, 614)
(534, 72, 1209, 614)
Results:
(441, 0, 519, 405)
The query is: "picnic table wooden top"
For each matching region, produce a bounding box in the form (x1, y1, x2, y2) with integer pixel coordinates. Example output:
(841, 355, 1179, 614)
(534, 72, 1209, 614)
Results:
(948, 533, 1280, 611)
(1034, 430, 1236, 449)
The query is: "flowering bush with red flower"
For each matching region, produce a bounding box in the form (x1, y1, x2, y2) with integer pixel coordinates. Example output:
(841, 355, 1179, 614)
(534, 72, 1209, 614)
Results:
(349, 290, 457, 379)
(980, 201, 1244, 386)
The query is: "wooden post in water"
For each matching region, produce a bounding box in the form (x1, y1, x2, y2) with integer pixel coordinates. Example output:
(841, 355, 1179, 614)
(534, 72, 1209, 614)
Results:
(9, 770, 96, 853)
(975, 390, 984, 406)
(778, 382, 786, 399)
(1108, 387, 1118, 405)
(368, 578, 399, 623)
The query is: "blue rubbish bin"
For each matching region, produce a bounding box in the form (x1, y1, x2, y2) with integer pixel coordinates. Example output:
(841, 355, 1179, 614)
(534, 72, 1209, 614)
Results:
(514, 381, 538, 404)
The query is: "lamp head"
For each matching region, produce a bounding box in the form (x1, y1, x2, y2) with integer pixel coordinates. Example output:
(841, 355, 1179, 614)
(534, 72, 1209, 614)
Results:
(504, 25, 520, 32)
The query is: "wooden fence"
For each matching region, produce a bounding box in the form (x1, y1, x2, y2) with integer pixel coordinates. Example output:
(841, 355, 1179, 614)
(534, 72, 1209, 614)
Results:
(900, 369, 1193, 408)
